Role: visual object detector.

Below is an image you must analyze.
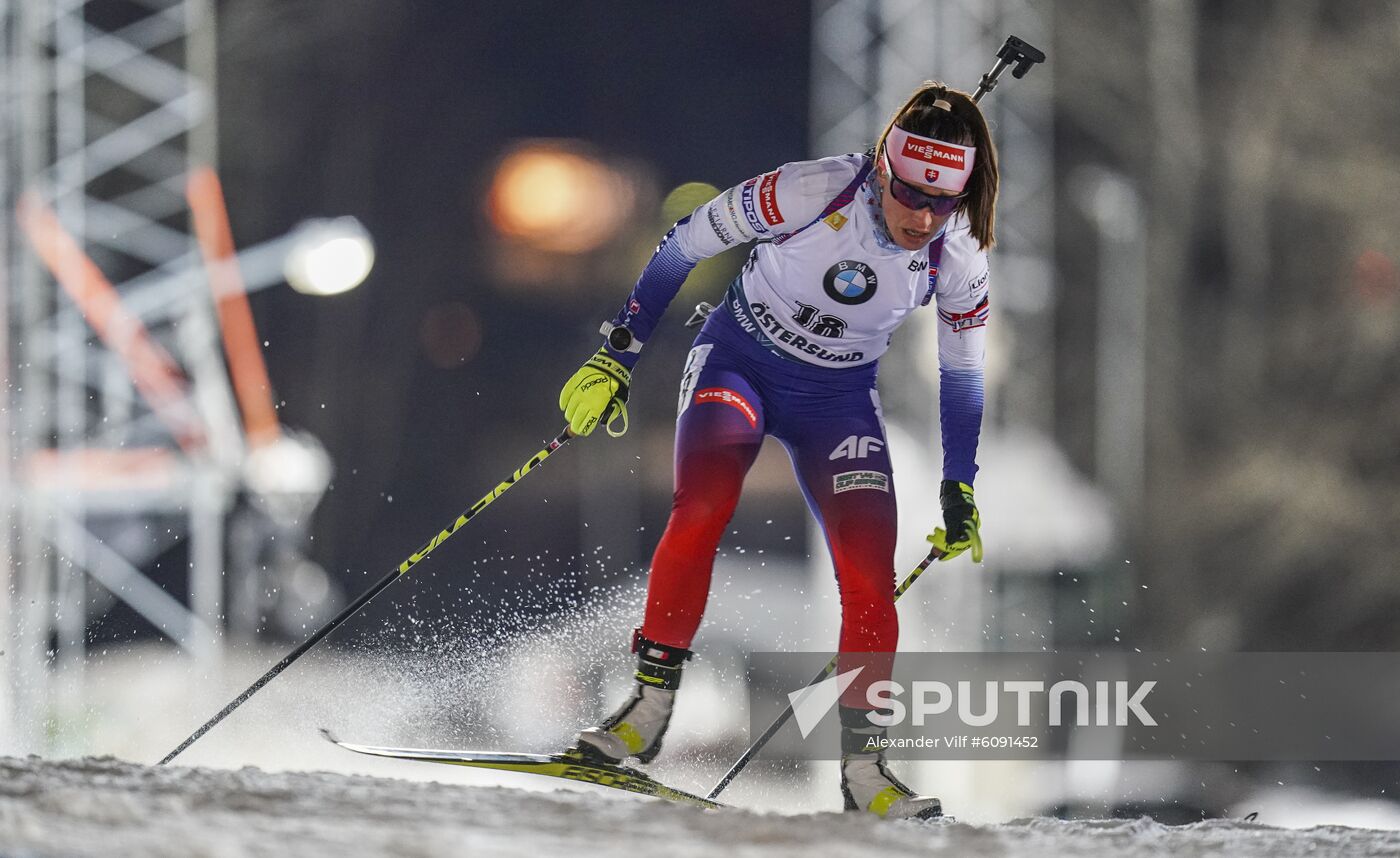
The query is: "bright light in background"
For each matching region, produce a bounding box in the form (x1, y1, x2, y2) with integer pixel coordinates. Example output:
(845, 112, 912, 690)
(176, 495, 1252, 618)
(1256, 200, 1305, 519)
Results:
(488, 143, 635, 254)
(284, 217, 375, 296)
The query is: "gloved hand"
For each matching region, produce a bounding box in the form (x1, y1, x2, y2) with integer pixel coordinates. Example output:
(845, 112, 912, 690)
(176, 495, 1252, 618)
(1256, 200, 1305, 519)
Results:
(927, 479, 982, 562)
(558, 348, 631, 437)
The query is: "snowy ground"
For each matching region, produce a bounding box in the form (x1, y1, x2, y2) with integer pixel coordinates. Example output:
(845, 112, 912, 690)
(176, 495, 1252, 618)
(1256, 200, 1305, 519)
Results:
(3, 755, 1400, 858)
(8, 604, 1400, 855)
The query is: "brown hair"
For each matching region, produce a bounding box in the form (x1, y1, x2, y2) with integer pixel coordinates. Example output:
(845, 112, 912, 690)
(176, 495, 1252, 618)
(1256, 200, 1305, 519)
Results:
(876, 82, 999, 250)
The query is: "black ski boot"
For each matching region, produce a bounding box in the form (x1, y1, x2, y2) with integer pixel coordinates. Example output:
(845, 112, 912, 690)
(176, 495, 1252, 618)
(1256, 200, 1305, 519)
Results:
(839, 706, 942, 820)
(575, 633, 692, 764)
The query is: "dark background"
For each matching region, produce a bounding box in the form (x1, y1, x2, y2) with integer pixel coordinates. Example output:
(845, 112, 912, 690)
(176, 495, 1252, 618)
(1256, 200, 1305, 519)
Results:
(214, 2, 814, 637)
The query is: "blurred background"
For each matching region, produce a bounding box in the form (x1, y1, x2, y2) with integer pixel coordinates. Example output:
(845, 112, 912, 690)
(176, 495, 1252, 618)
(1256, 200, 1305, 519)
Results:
(2, 0, 1399, 828)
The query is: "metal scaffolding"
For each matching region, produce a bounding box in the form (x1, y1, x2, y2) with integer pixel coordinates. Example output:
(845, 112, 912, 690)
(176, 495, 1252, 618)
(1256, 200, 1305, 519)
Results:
(1, 0, 240, 753)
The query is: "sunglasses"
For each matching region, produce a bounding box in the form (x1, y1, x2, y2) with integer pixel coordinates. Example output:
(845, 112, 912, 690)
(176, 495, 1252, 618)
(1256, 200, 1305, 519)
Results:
(881, 150, 967, 215)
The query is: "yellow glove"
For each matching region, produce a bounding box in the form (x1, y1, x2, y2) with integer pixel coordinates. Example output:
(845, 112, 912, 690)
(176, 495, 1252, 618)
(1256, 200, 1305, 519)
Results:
(559, 348, 630, 437)
(927, 480, 983, 562)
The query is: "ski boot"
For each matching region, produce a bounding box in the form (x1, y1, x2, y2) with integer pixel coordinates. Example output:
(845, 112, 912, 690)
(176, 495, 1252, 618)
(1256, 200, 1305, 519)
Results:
(574, 632, 692, 764)
(839, 706, 943, 820)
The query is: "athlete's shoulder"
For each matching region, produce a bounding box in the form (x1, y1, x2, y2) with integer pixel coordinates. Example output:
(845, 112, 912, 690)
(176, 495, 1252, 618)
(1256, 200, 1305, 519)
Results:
(749, 153, 867, 237)
(776, 153, 866, 200)
(686, 154, 867, 252)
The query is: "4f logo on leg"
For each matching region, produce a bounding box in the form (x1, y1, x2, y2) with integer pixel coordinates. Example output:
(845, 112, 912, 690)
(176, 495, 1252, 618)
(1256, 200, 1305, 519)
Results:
(792, 302, 847, 338)
(829, 434, 884, 460)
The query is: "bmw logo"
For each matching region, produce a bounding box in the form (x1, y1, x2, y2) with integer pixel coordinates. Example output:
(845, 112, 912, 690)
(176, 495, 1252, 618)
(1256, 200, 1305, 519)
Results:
(823, 260, 878, 305)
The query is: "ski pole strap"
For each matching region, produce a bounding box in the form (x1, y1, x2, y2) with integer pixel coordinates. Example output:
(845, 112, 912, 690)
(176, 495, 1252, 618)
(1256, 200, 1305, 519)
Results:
(585, 351, 631, 438)
(603, 399, 629, 438)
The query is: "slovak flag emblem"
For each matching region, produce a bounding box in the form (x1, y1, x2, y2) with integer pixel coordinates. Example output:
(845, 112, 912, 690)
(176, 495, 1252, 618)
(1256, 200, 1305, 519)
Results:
(925, 169, 940, 183)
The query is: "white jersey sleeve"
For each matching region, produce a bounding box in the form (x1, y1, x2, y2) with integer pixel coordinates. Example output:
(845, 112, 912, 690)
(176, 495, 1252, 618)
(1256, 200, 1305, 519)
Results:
(671, 157, 863, 261)
(933, 217, 991, 371)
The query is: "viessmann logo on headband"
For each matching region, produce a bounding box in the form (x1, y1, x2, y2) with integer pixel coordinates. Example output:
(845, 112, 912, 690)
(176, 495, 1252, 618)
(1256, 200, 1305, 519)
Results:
(901, 138, 966, 168)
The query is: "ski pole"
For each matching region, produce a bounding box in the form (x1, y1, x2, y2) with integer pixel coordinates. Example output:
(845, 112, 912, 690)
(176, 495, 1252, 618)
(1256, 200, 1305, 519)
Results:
(158, 426, 576, 765)
(707, 545, 945, 800)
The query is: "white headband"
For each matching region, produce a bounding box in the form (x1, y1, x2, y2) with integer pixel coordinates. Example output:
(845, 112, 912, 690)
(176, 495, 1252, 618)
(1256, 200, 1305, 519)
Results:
(884, 124, 976, 194)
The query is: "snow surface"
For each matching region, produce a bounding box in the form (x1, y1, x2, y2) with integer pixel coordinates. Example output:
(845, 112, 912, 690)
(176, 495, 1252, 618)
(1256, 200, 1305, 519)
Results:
(3, 755, 1399, 858)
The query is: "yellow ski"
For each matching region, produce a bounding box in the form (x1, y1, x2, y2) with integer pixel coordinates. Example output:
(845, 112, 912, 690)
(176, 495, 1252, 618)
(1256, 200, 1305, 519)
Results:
(320, 729, 723, 810)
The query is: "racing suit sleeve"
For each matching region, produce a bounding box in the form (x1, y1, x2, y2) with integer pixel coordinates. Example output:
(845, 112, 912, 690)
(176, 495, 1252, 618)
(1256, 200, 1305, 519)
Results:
(603, 158, 859, 368)
(933, 228, 990, 486)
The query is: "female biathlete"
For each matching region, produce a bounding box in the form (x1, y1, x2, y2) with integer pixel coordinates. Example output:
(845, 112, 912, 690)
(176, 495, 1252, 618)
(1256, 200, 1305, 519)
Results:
(557, 82, 995, 820)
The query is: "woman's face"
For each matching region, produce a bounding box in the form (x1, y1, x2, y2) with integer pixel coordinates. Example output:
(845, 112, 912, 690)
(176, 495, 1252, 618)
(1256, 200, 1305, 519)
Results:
(877, 162, 960, 251)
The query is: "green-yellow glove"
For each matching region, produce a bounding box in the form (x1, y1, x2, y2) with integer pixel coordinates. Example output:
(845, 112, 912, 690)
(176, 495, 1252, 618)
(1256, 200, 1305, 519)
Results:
(559, 348, 631, 437)
(927, 480, 983, 562)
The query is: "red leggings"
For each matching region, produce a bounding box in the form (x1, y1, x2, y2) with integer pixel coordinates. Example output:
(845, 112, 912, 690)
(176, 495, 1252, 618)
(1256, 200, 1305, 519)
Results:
(640, 340, 898, 708)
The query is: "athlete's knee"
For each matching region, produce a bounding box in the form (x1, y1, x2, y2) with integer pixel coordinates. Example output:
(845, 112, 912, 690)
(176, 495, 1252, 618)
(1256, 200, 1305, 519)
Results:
(656, 491, 734, 552)
(840, 591, 898, 630)
(673, 488, 737, 522)
(836, 576, 899, 646)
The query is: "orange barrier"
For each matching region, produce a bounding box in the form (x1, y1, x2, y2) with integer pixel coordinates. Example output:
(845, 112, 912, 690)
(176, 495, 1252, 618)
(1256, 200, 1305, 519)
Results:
(186, 166, 281, 448)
